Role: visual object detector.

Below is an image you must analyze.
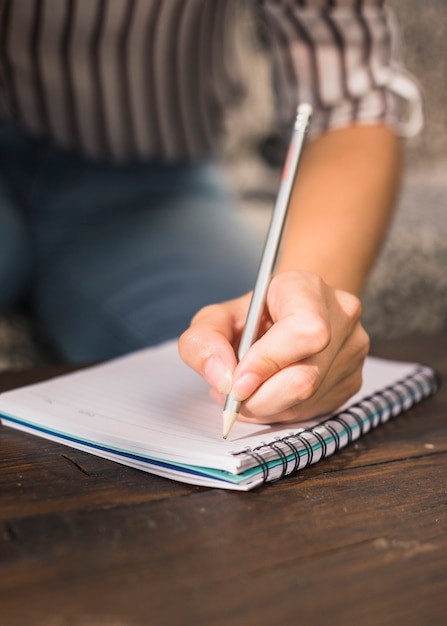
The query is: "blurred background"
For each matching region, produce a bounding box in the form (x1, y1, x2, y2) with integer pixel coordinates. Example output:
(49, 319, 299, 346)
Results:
(0, 0, 446, 370)
(224, 0, 447, 340)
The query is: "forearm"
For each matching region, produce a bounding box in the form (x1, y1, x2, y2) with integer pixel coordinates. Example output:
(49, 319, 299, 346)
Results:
(277, 124, 403, 295)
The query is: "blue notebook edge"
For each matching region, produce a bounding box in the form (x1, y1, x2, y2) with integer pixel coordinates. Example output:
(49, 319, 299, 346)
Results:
(0, 363, 440, 490)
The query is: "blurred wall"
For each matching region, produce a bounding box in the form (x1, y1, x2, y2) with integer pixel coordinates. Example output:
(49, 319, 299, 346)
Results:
(389, 0, 447, 170)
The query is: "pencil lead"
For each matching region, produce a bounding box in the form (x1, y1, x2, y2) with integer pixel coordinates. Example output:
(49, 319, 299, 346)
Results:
(222, 409, 239, 439)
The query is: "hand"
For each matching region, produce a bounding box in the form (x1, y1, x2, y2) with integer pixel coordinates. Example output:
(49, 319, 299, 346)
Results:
(178, 270, 369, 424)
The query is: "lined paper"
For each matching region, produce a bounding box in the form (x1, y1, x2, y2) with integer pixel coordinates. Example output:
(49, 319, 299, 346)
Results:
(0, 340, 422, 478)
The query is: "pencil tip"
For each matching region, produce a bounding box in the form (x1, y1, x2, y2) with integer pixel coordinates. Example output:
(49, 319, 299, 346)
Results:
(222, 410, 239, 440)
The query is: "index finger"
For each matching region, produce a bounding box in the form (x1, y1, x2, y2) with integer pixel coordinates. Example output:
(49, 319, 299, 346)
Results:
(178, 299, 246, 395)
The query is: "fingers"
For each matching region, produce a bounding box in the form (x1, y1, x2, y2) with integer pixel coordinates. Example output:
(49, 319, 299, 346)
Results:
(210, 320, 368, 423)
(239, 321, 368, 423)
(178, 296, 248, 395)
(230, 272, 362, 403)
(179, 270, 369, 426)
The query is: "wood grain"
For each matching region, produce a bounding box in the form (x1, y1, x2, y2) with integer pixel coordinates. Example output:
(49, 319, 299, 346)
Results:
(1, 334, 446, 626)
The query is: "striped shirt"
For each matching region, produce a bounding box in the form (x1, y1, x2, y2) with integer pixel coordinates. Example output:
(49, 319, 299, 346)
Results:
(0, 0, 422, 162)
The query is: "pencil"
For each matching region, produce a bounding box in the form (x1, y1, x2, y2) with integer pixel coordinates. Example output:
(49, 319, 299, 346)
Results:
(223, 103, 313, 439)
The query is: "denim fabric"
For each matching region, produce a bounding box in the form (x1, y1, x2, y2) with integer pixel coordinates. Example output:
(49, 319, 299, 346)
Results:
(0, 125, 262, 362)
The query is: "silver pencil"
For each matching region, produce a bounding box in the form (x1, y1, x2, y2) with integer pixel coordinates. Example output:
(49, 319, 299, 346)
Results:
(223, 103, 313, 439)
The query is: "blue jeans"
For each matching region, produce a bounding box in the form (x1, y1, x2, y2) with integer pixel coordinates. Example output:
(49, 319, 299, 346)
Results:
(0, 125, 262, 362)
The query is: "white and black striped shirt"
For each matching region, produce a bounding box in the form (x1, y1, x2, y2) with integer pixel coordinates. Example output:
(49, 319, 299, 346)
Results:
(0, 0, 422, 161)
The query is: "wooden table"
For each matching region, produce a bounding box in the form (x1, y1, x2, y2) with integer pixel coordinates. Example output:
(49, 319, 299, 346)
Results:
(1, 334, 446, 626)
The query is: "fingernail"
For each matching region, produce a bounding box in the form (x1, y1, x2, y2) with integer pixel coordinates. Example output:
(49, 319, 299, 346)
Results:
(204, 356, 233, 395)
(232, 372, 261, 401)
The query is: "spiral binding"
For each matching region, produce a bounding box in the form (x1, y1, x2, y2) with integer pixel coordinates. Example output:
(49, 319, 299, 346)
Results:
(235, 365, 438, 485)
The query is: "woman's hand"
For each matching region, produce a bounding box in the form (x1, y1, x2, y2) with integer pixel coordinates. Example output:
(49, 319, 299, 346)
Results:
(178, 270, 369, 424)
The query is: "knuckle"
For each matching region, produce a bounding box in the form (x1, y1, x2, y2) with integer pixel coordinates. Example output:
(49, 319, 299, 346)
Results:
(352, 323, 370, 360)
(286, 311, 331, 354)
(289, 366, 320, 403)
(299, 373, 320, 402)
(341, 290, 363, 322)
(300, 316, 331, 353)
(359, 327, 370, 358)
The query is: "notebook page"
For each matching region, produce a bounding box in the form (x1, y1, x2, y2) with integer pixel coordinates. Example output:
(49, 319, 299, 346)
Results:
(0, 340, 421, 474)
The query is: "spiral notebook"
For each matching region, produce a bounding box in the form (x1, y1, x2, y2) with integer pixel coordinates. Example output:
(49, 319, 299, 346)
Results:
(0, 340, 439, 490)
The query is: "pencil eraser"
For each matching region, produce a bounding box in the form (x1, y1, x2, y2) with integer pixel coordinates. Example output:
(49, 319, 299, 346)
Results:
(297, 103, 313, 117)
